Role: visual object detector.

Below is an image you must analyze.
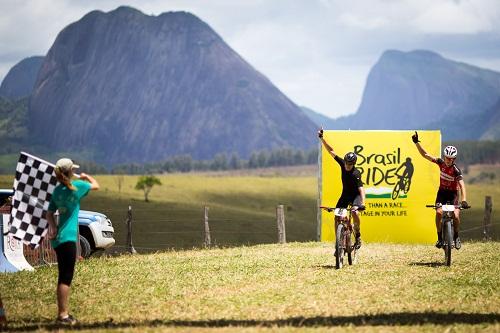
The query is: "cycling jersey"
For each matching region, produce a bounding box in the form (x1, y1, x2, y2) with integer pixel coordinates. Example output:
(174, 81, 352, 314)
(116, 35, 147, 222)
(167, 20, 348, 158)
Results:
(432, 158, 463, 191)
(334, 155, 363, 197)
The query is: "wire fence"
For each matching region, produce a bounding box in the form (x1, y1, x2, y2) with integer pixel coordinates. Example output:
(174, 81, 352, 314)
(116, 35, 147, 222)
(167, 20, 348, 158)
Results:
(4, 197, 497, 268)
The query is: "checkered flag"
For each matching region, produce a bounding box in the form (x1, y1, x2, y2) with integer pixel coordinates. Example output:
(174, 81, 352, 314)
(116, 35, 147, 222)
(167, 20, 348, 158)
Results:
(9, 152, 58, 248)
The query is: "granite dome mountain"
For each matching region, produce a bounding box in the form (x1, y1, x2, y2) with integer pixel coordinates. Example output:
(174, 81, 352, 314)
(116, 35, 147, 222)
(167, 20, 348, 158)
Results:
(328, 50, 500, 139)
(28, 6, 316, 165)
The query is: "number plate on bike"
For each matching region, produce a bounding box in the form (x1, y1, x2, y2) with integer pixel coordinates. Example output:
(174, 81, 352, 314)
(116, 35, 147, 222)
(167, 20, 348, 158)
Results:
(442, 205, 455, 212)
(334, 208, 348, 217)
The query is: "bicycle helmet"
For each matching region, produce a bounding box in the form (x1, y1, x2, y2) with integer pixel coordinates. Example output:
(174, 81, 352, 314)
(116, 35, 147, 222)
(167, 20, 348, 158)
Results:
(344, 152, 357, 164)
(443, 145, 458, 158)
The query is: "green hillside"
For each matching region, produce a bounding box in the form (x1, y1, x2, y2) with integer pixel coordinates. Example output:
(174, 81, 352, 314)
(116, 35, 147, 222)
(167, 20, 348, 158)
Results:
(2, 242, 499, 332)
(0, 97, 28, 155)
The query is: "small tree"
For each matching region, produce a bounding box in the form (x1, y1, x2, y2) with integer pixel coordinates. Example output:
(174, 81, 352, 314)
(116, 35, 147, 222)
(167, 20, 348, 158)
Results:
(135, 175, 162, 202)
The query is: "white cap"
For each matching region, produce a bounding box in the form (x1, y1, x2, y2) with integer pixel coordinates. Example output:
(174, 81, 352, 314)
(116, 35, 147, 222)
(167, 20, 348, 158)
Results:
(55, 158, 79, 172)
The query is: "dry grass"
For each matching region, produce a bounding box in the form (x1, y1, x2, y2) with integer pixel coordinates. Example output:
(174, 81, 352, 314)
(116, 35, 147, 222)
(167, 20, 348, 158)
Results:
(1, 242, 499, 332)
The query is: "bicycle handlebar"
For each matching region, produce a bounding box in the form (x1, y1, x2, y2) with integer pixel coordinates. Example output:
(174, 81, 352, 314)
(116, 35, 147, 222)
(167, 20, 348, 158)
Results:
(426, 204, 471, 210)
(320, 205, 365, 212)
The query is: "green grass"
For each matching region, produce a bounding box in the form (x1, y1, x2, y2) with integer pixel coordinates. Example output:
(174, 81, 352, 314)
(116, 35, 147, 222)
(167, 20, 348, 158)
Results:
(0, 165, 498, 253)
(1, 242, 499, 332)
(1, 172, 318, 251)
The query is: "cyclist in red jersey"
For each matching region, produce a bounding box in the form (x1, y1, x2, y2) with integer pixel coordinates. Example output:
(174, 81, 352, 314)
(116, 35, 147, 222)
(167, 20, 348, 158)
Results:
(412, 131, 469, 249)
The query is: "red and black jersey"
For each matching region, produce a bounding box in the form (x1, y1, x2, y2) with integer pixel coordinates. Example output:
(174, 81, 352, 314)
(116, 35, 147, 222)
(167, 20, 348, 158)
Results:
(432, 158, 463, 191)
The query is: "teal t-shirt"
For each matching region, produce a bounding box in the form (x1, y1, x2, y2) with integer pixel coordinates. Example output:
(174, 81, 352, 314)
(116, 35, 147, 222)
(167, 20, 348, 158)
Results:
(48, 179, 91, 248)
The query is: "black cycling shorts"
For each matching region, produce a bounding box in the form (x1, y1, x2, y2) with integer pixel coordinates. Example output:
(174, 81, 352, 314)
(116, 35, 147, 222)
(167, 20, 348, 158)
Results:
(54, 241, 77, 286)
(435, 189, 458, 205)
(336, 194, 363, 208)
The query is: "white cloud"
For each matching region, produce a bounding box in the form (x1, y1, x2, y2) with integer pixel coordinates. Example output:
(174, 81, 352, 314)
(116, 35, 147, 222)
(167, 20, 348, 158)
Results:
(1, 0, 500, 119)
(338, 13, 388, 30)
(411, 0, 496, 34)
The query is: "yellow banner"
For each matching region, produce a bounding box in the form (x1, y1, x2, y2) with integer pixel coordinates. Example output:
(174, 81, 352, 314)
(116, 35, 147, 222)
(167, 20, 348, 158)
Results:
(320, 130, 441, 243)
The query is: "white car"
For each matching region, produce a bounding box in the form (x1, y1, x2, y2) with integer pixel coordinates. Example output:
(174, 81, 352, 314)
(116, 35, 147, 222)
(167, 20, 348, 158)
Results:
(78, 210, 115, 258)
(0, 189, 115, 258)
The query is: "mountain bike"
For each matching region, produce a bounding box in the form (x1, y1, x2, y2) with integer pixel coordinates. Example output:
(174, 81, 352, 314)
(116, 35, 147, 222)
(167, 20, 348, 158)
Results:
(392, 174, 411, 200)
(320, 205, 364, 269)
(426, 203, 470, 266)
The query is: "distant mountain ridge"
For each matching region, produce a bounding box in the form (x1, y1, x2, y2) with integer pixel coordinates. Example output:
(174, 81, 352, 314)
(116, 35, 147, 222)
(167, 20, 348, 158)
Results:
(0, 56, 44, 99)
(2, 15, 500, 167)
(26, 6, 316, 165)
(300, 106, 336, 129)
(326, 50, 500, 139)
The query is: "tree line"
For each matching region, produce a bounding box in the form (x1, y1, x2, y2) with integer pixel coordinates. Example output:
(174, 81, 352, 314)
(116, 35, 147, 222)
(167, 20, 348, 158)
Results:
(443, 140, 499, 166)
(3, 140, 489, 176)
(107, 147, 319, 175)
(72, 141, 500, 175)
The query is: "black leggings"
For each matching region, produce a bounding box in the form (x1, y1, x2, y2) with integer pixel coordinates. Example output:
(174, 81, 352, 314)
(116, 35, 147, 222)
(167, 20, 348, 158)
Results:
(54, 241, 77, 286)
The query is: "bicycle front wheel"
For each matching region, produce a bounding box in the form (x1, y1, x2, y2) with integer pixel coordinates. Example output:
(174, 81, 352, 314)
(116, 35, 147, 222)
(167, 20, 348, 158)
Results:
(443, 220, 453, 266)
(391, 182, 401, 200)
(347, 231, 354, 265)
(335, 224, 344, 269)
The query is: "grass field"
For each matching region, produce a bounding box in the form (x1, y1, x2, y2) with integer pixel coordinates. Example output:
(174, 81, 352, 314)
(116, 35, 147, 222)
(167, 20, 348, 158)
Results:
(1, 242, 499, 332)
(0, 164, 498, 253)
(1, 166, 499, 332)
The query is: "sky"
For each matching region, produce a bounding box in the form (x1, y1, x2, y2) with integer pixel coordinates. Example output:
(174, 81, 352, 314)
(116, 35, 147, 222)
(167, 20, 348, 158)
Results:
(1, 0, 500, 119)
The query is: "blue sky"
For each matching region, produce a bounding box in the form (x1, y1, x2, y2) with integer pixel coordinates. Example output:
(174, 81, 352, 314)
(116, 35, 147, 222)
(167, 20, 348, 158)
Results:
(1, 0, 499, 118)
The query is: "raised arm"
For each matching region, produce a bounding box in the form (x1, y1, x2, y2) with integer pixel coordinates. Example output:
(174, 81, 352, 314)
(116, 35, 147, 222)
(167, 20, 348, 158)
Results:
(412, 131, 436, 162)
(318, 128, 336, 159)
(79, 173, 100, 190)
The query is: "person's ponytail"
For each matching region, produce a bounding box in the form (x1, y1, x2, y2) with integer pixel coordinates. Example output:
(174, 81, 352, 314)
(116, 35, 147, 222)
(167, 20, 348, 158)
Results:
(55, 167, 76, 191)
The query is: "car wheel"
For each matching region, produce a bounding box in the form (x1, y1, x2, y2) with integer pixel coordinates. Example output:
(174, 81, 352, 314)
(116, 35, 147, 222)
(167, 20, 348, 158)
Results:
(79, 235, 92, 259)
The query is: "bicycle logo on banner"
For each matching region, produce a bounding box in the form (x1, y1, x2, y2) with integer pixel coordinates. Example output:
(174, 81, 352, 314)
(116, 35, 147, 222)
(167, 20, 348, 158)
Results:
(391, 157, 414, 200)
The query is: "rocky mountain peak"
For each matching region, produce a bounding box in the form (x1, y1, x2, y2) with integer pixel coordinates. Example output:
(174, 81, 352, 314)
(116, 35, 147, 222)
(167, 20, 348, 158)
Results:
(28, 7, 316, 165)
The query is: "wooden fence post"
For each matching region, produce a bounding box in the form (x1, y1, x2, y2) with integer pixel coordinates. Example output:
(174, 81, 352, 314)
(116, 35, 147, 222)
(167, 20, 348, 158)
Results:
(203, 206, 211, 247)
(126, 206, 137, 254)
(483, 196, 492, 241)
(276, 204, 286, 244)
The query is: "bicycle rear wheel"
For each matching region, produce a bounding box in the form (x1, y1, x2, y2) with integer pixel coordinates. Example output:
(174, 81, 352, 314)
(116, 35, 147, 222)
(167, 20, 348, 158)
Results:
(335, 224, 344, 269)
(443, 220, 452, 266)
